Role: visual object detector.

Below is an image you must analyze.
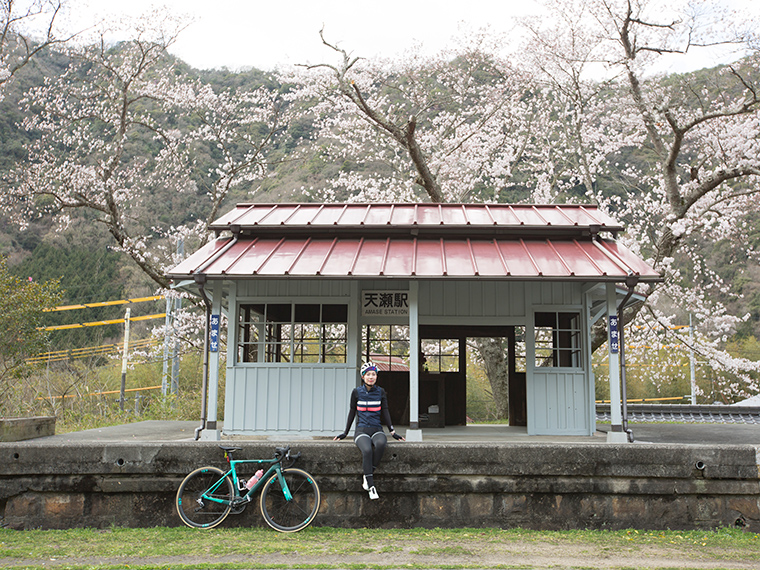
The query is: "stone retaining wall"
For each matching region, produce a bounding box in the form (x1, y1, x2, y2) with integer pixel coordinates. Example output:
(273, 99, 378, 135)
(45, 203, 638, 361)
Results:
(1, 441, 758, 531)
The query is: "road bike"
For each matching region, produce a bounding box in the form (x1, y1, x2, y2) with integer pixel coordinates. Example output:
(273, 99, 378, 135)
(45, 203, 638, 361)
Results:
(176, 445, 320, 532)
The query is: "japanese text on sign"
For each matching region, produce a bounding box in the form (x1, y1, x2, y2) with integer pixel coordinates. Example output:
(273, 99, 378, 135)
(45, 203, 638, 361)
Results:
(210, 314, 220, 352)
(608, 315, 619, 354)
(362, 290, 409, 316)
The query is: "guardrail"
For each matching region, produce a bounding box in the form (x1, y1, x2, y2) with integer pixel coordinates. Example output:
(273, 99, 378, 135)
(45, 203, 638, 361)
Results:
(596, 404, 760, 424)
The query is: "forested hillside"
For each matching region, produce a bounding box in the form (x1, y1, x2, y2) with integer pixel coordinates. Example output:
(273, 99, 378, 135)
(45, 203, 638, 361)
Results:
(0, 0, 758, 407)
(1, 45, 757, 328)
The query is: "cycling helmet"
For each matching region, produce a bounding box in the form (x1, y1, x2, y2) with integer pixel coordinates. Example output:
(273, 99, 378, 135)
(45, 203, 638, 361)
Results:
(360, 362, 378, 377)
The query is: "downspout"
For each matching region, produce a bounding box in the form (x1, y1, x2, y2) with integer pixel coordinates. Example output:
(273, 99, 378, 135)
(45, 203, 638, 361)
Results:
(194, 274, 212, 441)
(618, 273, 639, 443)
(190, 230, 239, 440)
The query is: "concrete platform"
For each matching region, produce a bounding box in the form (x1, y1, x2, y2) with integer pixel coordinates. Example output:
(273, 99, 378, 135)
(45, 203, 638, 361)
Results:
(27, 420, 760, 446)
(4, 421, 759, 531)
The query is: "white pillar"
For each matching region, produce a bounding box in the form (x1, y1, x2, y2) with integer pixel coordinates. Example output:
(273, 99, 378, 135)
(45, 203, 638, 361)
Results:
(606, 282, 627, 443)
(406, 280, 422, 441)
(162, 296, 171, 396)
(201, 280, 223, 441)
(689, 313, 697, 405)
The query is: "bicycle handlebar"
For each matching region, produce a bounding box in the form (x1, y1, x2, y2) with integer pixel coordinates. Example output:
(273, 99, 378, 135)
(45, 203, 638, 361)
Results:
(218, 445, 300, 466)
(274, 446, 290, 459)
(274, 446, 301, 467)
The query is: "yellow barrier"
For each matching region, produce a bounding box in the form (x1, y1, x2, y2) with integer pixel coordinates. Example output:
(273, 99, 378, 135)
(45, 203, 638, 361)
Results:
(37, 385, 163, 401)
(595, 396, 688, 403)
(41, 313, 166, 332)
(45, 295, 165, 312)
(28, 338, 160, 364)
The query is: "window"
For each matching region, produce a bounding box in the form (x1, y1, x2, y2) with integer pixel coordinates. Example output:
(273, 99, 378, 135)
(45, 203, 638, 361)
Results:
(514, 326, 527, 372)
(362, 325, 410, 371)
(237, 303, 348, 364)
(421, 338, 459, 372)
(534, 312, 582, 368)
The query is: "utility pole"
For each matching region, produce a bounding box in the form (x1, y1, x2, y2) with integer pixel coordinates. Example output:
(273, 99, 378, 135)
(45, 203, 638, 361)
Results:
(171, 238, 184, 395)
(689, 314, 696, 405)
(162, 297, 171, 396)
(120, 308, 131, 411)
(163, 238, 183, 396)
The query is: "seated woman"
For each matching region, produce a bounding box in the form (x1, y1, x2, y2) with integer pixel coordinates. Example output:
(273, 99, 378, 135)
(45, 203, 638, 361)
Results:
(334, 361, 404, 499)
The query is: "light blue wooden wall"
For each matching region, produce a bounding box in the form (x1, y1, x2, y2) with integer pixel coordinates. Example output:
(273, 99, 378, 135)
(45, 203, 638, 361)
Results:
(222, 278, 594, 436)
(527, 281, 593, 435)
(224, 279, 356, 436)
(223, 364, 355, 436)
(419, 280, 527, 318)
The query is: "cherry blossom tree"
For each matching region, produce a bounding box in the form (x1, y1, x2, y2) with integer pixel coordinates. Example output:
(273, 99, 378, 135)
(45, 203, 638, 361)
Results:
(3, 13, 192, 287)
(1, 0, 70, 98)
(521, 0, 760, 398)
(1, 12, 301, 396)
(3, 11, 294, 291)
(291, 29, 547, 205)
(166, 77, 293, 228)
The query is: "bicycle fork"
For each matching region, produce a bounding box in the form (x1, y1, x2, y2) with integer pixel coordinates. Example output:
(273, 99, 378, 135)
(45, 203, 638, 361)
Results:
(275, 470, 293, 501)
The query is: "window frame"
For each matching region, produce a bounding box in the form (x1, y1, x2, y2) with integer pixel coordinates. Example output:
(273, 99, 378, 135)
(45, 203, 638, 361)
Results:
(362, 324, 410, 371)
(533, 310, 583, 369)
(236, 301, 348, 365)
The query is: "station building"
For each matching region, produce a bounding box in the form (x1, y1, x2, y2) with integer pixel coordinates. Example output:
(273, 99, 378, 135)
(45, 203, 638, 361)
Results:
(167, 203, 661, 442)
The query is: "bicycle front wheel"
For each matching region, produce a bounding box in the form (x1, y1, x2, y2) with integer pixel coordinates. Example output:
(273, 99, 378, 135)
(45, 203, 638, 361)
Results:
(260, 467, 321, 532)
(176, 466, 234, 529)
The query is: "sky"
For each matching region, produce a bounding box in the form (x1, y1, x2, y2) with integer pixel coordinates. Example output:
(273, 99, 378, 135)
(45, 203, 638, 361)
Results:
(68, 0, 536, 70)
(66, 0, 757, 73)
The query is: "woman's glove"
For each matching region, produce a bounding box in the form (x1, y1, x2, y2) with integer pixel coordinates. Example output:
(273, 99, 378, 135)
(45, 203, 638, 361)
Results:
(333, 433, 347, 441)
(391, 432, 405, 441)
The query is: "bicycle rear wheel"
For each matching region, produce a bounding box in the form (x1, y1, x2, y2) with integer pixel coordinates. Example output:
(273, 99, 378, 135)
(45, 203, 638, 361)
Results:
(260, 467, 321, 532)
(176, 466, 234, 529)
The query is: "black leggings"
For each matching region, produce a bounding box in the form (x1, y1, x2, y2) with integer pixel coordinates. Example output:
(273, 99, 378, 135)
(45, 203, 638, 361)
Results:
(354, 426, 387, 476)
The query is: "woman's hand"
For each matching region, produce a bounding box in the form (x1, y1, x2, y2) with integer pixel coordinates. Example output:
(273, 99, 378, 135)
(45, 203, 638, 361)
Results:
(333, 433, 347, 441)
(391, 431, 405, 441)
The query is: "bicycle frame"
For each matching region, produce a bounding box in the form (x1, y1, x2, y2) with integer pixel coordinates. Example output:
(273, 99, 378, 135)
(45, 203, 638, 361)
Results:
(202, 453, 293, 506)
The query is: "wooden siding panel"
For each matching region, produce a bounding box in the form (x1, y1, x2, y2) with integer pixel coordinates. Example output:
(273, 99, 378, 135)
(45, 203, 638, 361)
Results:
(509, 282, 525, 316)
(224, 365, 354, 434)
(482, 281, 496, 316)
(419, 281, 528, 318)
(531, 370, 590, 435)
(531, 282, 582, 306)
(456, 282, 470, 316)
(239, 279, 352, 298)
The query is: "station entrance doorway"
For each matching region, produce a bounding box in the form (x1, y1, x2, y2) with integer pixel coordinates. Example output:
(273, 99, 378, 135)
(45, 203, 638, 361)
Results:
(363, 325, 526, 428)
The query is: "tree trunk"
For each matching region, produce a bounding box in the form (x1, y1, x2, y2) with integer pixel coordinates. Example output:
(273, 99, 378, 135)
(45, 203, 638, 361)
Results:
(475, 338, 509, 420)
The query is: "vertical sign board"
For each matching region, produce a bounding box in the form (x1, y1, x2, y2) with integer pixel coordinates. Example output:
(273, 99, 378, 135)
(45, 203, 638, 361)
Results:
(609, 315, 619, 354)
(210, 314, 220, 352)
(362, 290, 410, 317)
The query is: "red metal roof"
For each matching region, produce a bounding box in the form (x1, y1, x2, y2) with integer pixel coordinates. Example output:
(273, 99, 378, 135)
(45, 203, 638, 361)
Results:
(211, 203, 623, 234)
(168, 203, 660, 282)
(169, 235, 660, 281)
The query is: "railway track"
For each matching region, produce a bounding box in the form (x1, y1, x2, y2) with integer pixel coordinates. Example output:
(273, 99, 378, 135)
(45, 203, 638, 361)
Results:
(596, 404, 760, 425)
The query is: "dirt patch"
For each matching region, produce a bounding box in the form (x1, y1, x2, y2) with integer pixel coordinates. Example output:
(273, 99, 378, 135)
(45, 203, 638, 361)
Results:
(2, 537, 756, 569)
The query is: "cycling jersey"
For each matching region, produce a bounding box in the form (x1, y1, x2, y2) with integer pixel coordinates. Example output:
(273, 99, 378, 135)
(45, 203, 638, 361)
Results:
(343, 383, 394, 434)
